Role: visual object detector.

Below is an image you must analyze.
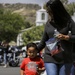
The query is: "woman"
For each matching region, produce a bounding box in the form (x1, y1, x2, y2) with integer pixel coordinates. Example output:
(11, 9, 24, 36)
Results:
(37, 0, 75, 75)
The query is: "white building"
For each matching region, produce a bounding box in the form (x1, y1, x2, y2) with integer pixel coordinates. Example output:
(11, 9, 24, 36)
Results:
(36, 7, 48, 26)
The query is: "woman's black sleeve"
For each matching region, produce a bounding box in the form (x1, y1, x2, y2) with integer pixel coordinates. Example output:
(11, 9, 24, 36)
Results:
(37, 25, 49, 52)
(68, 19, 75, 42)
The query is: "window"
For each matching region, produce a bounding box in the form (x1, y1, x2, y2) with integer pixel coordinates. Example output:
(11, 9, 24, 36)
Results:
(41, 13, 45, 20)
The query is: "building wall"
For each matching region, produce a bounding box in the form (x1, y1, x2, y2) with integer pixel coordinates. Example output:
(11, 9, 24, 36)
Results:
(36, 9, 48, 26)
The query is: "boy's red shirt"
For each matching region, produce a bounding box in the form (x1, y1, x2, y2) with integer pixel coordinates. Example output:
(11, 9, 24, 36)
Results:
(20, 57, 44, 75)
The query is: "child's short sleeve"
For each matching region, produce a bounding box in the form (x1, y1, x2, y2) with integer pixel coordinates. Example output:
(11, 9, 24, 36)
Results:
(20, 59, 25, 70)
(39, 58, 44, 68)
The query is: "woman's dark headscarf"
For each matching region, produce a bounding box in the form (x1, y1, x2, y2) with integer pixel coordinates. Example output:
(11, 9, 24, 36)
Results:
(46, 0, 71, 29)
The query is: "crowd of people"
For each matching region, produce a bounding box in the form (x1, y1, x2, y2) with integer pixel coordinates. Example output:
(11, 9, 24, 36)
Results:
(20, 0, 75, 75)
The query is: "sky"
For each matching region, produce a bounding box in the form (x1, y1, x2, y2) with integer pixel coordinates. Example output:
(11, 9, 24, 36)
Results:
(0, 0, 75, 6)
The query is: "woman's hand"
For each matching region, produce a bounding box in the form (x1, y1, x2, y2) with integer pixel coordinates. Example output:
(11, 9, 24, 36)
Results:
(57, 34, 70, 40)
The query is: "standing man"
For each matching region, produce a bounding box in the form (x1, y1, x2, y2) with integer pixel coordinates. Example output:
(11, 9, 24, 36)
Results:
(2, 40, 10, 67)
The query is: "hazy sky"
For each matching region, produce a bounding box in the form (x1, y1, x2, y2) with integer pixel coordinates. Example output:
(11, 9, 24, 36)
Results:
(0, 0, 75, 6)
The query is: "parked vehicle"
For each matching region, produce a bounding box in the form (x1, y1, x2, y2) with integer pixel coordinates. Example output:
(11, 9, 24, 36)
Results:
(0, 47, 3, 63)
(8, 46, 20, 67)
(21, 46, 27, 58)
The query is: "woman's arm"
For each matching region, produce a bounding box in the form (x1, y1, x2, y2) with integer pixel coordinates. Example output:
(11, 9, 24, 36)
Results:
(57, 19, 75, 42)
(37, 25, 49, 52)
(56, 33, 75, 42)
(67, 19, 75, 42)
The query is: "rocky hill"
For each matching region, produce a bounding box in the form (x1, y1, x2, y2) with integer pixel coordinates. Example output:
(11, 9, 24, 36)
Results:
(0, 3, 41, 24)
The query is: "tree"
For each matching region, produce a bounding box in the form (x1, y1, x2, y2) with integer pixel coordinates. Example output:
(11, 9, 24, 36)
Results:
(60, 0, 75, 15)
(22, 25, 44, 45)
(0, 9, 25, 42)
(65, 2, 75, 15)
(24, 21, 32, 29)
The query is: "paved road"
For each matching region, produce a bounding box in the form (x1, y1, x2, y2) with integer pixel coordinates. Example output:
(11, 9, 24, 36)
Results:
(0, 56, 24, 75)
(0, 65, 20, 75)
(0, 56, 47, 75)
(0, 65, 47, 75)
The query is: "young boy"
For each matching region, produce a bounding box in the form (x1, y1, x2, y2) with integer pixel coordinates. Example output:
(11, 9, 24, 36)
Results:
(20, 42, 45, 75)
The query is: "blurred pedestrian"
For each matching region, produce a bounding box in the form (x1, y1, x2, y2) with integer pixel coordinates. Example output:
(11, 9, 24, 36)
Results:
(2, 40, 10, 67)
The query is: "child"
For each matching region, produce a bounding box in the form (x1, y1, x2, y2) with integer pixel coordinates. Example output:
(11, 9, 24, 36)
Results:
(20, 42, 45, 75)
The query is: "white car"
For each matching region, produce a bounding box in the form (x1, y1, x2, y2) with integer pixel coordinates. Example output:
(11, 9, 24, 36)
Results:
(21, 46, 27, 58)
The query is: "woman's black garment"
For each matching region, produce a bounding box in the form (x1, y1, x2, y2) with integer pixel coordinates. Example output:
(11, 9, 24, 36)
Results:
(3, 45, 10, 53)
(37, 19, 75, 64)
